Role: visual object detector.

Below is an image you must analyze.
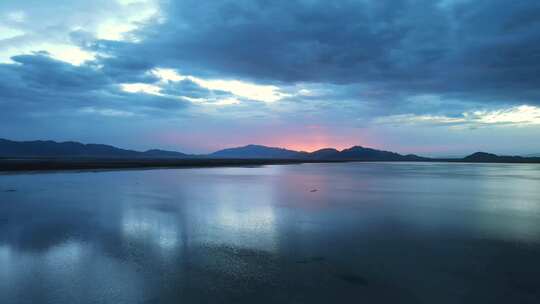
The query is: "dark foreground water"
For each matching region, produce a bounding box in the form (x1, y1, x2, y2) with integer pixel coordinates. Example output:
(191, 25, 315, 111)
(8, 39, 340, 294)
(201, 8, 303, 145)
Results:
(1, 163, 540, 303)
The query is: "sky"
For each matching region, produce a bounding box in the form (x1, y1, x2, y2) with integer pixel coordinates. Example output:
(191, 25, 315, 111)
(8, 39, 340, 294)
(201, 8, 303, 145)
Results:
(1, 0, 540, 156)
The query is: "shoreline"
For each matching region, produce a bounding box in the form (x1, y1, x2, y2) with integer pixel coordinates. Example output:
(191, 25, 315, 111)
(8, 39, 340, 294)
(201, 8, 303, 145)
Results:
(1, 158, 540, 173)
(0, 158, 341, 173)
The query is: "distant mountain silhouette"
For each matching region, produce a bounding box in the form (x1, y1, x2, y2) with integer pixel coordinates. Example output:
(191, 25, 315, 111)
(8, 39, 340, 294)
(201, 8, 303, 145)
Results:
(308, 148, 340, 159)
(462, 152, 540, 163)
(210, 144, 308, 159)
(463, 152, 499, 162)
(141, 149, 191, 158)
(325, 146, 427, 161)
(0, 138, 190, 158)
(1, 138, 539, 163)
(210, 144, 427, 161)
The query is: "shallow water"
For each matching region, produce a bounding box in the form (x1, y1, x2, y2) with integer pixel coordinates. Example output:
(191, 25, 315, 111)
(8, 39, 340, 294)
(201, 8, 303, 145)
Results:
(1, 162, 540, 303)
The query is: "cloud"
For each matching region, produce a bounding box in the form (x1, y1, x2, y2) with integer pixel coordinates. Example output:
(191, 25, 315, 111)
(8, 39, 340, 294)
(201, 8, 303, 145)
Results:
(89, 0, 540, 106)
(120, 83, 163, 95)
(0, 0, 160, 65)
(375, 114, 467, 126)
(1, 0, 540, 154)
(10, 53, 109, 91)
(151, 68, 290, 102)
(0, 53, 189, 120)
(189, 78, 288, 103)
(471, 105, 540, 125)
(376, 105, 540, 127)
(80, 107, 137, 117)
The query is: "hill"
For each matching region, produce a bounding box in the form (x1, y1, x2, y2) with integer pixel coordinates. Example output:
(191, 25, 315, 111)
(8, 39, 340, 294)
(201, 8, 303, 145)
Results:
(210, 144, 426, 161)
(462, 152, 540, 163)
(2, 138, 539, 164)
(0, 138, 190, 159)
(326, 146, 427, 161)
(210, 144, 308, 159)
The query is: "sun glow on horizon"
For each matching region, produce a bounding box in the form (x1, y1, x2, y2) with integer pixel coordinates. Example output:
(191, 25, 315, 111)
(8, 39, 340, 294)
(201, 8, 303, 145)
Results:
(277, 142, 349, 153)
(238, 132, 368, 153)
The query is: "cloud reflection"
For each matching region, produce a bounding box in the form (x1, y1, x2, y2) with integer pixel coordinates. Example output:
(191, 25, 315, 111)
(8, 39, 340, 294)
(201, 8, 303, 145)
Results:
(121, 207, 180, 254)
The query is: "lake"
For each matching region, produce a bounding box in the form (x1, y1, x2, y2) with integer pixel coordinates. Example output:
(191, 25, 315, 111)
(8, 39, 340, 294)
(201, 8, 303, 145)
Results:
(1, 162, 540, 303)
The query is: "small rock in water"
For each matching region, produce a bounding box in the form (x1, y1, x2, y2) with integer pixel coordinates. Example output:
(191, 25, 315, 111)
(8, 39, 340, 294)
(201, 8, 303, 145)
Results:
(310, 189, 318, 192)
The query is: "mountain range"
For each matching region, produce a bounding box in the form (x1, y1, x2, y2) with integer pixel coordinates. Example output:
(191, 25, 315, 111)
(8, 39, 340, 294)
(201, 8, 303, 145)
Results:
(0, 138, 189, 159)
(210, 144, 426, 161)
(1, 138, 539, 163)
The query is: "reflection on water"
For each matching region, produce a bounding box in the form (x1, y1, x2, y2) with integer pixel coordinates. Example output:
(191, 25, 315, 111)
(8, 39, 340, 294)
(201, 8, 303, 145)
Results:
(1, 163, 540, 303)
(122, 207, 180, 253)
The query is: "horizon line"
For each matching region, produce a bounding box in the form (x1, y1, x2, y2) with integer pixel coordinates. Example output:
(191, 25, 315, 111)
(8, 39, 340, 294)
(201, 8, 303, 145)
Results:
(2, 137, 539, 158)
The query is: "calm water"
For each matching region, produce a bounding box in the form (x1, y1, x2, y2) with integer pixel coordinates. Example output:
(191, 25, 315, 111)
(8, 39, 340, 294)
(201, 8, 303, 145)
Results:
(1, 162, 540, 303)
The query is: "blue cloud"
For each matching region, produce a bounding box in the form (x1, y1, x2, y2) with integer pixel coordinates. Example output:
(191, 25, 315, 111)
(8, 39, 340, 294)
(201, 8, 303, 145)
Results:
(90, 0, 540, 105)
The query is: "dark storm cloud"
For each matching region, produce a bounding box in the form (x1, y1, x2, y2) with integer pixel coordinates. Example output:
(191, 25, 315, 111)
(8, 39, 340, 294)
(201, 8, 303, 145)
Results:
(0, 53, 189, 121)
(10, 53, 109, 91)
(91, 0, 540, 104)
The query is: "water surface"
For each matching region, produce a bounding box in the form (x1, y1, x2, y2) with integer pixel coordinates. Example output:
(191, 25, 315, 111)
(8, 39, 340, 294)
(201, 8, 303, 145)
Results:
(1, 162, 540, 303)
